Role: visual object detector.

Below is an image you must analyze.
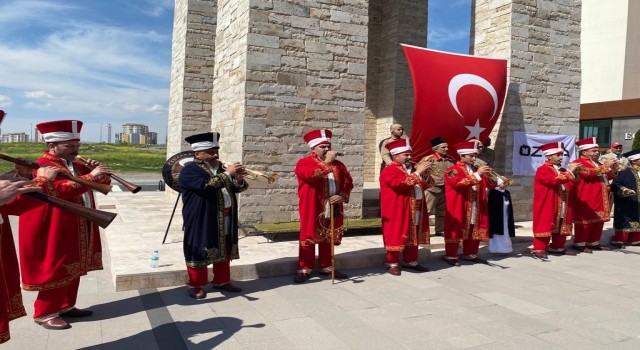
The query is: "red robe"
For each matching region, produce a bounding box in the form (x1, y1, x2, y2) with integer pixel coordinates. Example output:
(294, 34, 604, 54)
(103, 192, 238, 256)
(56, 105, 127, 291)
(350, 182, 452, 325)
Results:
(569, 156, 616, 224)
(533, 161, 576, 237)
(295, 153, 353, 246)
(380, 161, 433, 251)
(0, 212, 26, 344)
(17, 152, 110, 291)
(444, 161, 494, 241)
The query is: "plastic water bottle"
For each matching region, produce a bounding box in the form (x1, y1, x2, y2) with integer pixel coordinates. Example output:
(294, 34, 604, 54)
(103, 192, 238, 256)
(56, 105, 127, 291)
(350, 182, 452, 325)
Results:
(150, 250, 159, 268)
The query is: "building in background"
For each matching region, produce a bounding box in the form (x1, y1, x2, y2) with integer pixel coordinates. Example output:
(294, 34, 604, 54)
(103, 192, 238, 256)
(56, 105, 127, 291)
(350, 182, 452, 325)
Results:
(1, 132, 29, 143)
(580, 0, 640, 147)
(147, 132, 158, 145)
(120, 123, 157, 145)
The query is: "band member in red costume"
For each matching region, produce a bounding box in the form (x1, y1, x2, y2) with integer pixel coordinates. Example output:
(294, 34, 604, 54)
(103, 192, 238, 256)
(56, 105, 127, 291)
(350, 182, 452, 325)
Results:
(17, 120, 111, 330)
(569, 137, 618, 253)
(294, 129, 353, 283)
(380, 139, 433, 275)
(1, 110, 59, 343)
(532, 142, 580, 259)
(442, 140, 495, 267)
(1, 171, 59, 343)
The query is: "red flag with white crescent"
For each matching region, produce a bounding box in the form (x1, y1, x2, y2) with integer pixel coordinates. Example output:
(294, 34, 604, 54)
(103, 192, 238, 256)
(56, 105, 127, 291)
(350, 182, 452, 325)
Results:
(402, 44, 508, 160)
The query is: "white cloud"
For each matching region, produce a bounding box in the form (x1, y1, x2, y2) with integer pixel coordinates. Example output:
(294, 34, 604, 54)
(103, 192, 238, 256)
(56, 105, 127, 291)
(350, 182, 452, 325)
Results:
(0, 1, 173, 142)
(25, 91, 55, 99)
(24, 101, 52, 110)
(140, 0, 174, 17)
(146, 104, 167, 113)
(0, 1, 76, 26)
(428, 27, 470, 46)
(0, 95, 13, 107)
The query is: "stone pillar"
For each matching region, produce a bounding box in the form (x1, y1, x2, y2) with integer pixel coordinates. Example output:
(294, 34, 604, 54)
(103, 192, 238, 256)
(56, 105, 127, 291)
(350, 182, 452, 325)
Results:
(471, 0, 581, 220)
(365, 0, 428, 183)
(211, 1, 371, 223)
(210, 0, 248, 163)
(167, 0, 217, 158)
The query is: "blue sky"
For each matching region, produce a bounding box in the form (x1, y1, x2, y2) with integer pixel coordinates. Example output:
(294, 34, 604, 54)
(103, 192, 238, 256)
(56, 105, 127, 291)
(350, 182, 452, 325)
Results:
(427, 0, 472, 54)
(0, 0, 470, 143)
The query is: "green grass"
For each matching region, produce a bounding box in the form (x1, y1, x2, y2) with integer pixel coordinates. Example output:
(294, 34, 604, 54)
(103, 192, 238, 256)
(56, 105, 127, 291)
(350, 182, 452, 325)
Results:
(0, 142, 166, 173)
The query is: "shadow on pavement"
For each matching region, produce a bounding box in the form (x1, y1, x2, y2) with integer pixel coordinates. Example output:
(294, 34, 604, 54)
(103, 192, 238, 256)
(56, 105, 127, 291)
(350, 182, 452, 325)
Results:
(77, 316, 264, 350)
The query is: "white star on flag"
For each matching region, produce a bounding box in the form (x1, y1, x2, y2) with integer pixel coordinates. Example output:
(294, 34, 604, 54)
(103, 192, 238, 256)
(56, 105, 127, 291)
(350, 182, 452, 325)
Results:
(465, 119, 485, 140)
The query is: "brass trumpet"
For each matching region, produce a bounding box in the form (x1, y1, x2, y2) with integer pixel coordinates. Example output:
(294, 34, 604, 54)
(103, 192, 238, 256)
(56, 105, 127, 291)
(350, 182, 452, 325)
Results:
(224, 162, 279, 184)
(487, 170, 514, 186)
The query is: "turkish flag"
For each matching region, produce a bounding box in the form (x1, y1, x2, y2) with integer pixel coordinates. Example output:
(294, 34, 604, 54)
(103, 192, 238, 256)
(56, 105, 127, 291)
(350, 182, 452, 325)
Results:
(402, 44, 508, 160)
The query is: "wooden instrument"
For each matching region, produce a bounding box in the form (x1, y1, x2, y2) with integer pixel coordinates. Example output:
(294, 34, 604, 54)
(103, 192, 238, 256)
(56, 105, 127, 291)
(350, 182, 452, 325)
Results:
(26, 192, 117, 228)
(0, 154, 112, 195)
(77, 157, 142, 193)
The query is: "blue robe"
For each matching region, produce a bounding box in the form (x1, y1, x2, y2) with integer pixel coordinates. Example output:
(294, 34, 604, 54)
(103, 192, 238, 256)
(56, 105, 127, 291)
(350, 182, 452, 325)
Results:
(611, 168, 640, 232)
(178, 160, 248, 267)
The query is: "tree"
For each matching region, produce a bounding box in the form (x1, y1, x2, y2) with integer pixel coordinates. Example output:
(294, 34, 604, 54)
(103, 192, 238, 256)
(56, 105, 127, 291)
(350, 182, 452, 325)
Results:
(633, 129, 640, 151)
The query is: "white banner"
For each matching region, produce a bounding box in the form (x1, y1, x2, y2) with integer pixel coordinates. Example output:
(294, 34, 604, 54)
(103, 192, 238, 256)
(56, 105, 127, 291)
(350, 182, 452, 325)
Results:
(512, 132, 577, 176)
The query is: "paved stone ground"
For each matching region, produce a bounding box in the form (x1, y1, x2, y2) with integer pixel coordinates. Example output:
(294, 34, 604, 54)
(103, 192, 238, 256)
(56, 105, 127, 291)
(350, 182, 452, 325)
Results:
(5, 217, 640, 349)
(5, 179, 639, 349)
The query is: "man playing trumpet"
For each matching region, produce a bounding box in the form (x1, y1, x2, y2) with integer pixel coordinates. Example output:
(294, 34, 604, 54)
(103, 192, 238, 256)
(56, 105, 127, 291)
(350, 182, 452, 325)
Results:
(380, 139, 434, 275)
(569, 137, 618, 253)
(294, 129, 353, 283)
(443, 140, 495, 266)
(179, 132, 248, 299)
(532, 142, 580, 259)
(17, 120, 112, 330)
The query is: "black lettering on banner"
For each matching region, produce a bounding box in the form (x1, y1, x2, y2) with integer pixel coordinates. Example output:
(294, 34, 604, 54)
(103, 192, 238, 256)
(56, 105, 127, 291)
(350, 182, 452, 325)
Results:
(519, 145, 543, 157)
(530, 146, 542, 157)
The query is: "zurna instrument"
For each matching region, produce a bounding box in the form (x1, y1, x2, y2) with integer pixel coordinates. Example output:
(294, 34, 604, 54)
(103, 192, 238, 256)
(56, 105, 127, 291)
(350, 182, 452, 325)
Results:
(0, 154, 112, 195)
(77, 156, 142, 193)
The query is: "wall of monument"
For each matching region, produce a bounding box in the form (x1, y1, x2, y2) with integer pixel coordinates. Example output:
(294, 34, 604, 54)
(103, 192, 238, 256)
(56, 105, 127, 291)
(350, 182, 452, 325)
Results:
(472, 0, 581, 220)
(366, 0, 427, 183)
(167, 0, 217, 157)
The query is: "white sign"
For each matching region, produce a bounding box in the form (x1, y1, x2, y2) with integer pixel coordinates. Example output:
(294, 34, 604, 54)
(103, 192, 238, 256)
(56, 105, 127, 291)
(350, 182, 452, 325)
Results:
(512, 132, 577, 176)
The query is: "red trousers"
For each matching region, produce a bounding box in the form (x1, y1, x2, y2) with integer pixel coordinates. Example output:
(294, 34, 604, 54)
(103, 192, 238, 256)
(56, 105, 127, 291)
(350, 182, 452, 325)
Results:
(532, 235, 568, 252)
(298, 242, 333, 273)
(445, 240, 480, 258)
(386, 245, 418, 266)
(573, 222, 605, 247)
(187, 238, 232, 287)
(33, 277, 80, 321)
(612, 231, 640, 245)
(187, 260, 231, 287)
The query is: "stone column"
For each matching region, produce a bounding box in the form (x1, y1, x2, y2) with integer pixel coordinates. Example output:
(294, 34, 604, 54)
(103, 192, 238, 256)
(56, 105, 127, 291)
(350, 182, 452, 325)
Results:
(209, 1, 372, 223)
(471, 0, 581, 220)
(167, 0, 217, 158)
(365, 0, 428, 183)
